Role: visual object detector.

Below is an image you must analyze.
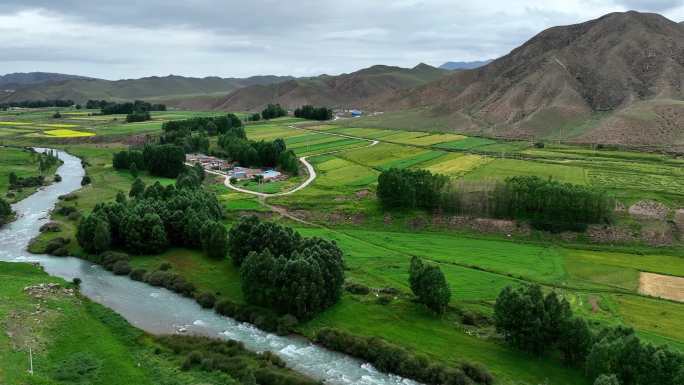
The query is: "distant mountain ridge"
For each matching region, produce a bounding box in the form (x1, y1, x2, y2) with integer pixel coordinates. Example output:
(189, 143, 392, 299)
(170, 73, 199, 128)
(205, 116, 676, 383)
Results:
(371, 11, 684, 149)
(0, 74, 294, 104)
(439, 60, 492, 70)
(185, 63, 450, 112)
(0, 72, 93, 90)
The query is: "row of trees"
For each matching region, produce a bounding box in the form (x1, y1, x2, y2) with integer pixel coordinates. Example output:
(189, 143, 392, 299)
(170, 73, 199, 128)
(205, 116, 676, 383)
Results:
(228, 216, 345, 320)
(377, 169, 613, 232)
(260, 104, 287, 120)
(0, 99, 74, 109)
(217, 134, 299, 175)
(112, 144, 186, 178)
(494, 285, 683, 385)
(86, 100, 166, 114)
(293, 105, 333, 121)
(377, 168, 448, 210)
(77, 167, 226, 257)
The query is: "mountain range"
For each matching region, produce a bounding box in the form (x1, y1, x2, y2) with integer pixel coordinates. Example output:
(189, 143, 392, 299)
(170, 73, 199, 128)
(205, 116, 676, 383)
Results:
(0, 74, 293, 103)
(368, 11, 684, 149)
(1, 11, 683, 149)
(439, 60, 493, 70)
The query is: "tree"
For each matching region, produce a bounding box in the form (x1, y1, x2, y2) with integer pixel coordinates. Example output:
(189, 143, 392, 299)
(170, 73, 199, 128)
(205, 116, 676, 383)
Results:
(493, 285, 571, 355)
(558, 316, 593, 365)
(143, 144, 185, 178)
(130, 162, 139, 178)
(408, 257, 450, 314)
(129, 177, 146, 198)
(77, 214, 110, 254)
(93, 218, 112, 253)
(201, 221, 228, 259)
(228, 215, 300, 266)
(0, 198, 13, 225)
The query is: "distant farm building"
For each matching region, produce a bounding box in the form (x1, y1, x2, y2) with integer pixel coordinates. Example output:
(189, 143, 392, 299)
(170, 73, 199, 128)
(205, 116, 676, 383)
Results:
(350, 109, 363, 117)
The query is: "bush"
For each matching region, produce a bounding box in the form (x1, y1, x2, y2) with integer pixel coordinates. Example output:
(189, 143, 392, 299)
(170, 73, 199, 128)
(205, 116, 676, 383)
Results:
(462, 363, 494, 385)
(67, 211, 82, 221)
(54, 174, 62, 182)
(377, 294, 393, 305)
(159, 262, 172, 271)
(100, 251, 130, 271)
(72, 278, 82, 287)
(44, 237, 70, 256)
(196, 292, 217, 309)
(81, 175, 92, 186)
(345, 282, 371, 295)
(112, 260, 132, 275)
(129, 269, 147, 281)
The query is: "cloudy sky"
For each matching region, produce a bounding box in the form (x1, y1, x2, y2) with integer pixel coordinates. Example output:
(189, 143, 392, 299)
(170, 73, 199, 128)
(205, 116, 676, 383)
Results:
(0, 0, 683, 80)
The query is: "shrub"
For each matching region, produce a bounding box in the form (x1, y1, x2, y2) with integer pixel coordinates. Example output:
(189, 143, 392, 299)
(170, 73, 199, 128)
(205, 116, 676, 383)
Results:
(345, 282, 370, 295)
(68, 211, 82, 221)
(196, 292, 217, 309)
(44, 237, 70, 256)
(100, 251, 130, 271)
(159, 262, 172, 271)
(54, 174, 62, 182)
(72, 278, 82, 287)
(112, 260, 132, 275)
(462, 363, 494, 385)
(377, 295, 393, 305)
(81, 175, 92, 186)
(129, 269, 147, 281)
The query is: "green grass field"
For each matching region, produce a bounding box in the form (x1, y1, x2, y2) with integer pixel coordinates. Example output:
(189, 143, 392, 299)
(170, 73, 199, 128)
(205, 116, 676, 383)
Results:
(5, 108, 684, 385)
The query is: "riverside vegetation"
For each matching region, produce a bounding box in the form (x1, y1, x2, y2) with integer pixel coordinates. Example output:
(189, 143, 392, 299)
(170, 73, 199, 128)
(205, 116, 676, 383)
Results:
(1, 105, 683, 385)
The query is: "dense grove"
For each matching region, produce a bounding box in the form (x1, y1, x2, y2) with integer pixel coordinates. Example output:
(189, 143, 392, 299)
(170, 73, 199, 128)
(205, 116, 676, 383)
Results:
(86, 99, 166, 114)
(161, 114, 243, 153)
(315, 328, 494, 385)
(261, 104, 287, 120)
(228, 216, 345, 320)
(378, 169, 613, 231)
(0, 99, 74, 109)
(377, 168, 448, 210)
(113, 144, 186, 178)
(217, 134, 299, 175)
(77, 167, 225, 257)
(293, 105, 333, 121)
(494, 285, 684, 385)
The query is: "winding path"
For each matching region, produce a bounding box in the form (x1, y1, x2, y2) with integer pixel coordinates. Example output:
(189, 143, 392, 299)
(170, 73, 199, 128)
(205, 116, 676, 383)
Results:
(207, 125, 378, 197)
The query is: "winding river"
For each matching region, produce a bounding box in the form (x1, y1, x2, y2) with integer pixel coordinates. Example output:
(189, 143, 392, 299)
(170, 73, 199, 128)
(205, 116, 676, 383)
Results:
(0, 148, 419, 385)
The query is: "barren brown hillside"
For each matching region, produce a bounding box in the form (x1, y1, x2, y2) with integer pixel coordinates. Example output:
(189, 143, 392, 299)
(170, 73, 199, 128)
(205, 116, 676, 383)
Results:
(197, 64, 449, 112)
(371, 11, 684, 148)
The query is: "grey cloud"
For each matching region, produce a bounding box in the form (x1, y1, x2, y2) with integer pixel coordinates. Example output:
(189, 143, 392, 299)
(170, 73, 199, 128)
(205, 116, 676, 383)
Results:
(0, 1, 683, 79)
(614, 0, 683, 12)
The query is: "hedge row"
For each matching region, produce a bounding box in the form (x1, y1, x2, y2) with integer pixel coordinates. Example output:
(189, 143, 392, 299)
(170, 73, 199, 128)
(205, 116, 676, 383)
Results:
(315, 328, 494, 385)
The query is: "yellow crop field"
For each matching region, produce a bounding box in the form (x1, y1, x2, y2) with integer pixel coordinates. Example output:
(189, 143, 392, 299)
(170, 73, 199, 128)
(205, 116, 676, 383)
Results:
(0, 121, 32, 126)
(44, 129, 96, 138)
(423, 154, 491, 176)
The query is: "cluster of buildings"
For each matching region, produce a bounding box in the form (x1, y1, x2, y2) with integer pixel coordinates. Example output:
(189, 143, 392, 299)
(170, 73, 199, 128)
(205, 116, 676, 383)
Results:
(186, 153, 285, 182)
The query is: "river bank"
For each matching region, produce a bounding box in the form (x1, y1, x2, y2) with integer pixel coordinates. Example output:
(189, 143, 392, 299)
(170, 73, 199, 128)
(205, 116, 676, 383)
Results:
(0, 148, 422, 385)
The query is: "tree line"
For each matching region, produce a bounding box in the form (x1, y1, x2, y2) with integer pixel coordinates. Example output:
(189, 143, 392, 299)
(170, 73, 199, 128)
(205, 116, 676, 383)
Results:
(494, 285, 683, 385)
(0, 99, 74, 109)
(216, 133, 299, 175)
(113, 144, 186, 178)
(86, 99, 166, 114)
(77, 166, 226, 258)
(378, 169, 613, 232)
(228, 216, 345, 320)
(294, 105, 333, 121)
(8, 150, 61, 190)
